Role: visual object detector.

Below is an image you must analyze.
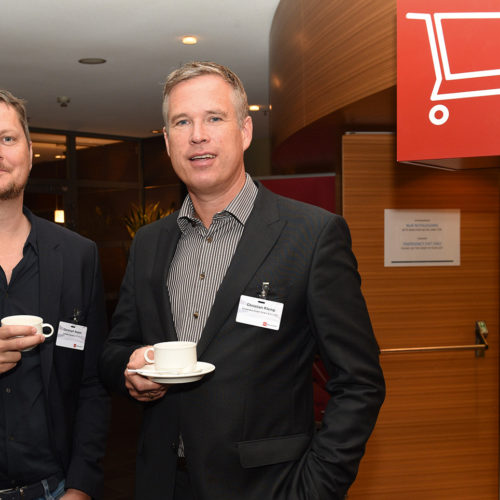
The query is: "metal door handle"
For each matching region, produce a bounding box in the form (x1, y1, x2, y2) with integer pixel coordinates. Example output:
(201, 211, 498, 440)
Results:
(380, 322, 488, 357)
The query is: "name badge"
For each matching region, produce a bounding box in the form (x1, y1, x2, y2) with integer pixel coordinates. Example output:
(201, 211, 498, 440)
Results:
(56, 321, 87, 350)
(236, 295, 284, 331)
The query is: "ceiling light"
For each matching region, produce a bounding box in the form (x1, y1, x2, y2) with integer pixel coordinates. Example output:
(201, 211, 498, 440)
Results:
(248, 104, 271, 116)
(151, 129, 162, 134)
(182, 36, 198, 45)
(34, 153, 41, 158)
(78, 58, 106, 64)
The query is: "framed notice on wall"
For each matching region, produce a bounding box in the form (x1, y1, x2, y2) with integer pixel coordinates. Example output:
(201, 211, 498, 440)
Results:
(384, 209, 460, 266)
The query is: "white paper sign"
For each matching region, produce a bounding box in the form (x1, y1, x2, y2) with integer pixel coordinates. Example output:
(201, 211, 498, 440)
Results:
(384, 209, 460, 267)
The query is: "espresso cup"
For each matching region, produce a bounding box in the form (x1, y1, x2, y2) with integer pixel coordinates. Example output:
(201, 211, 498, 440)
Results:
(1, 315, 55, 352)
(144, 341, 197, 373)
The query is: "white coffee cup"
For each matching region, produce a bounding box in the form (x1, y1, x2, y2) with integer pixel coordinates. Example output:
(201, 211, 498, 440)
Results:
(144, 341, 197, 373)
(1, 315, 55, 352)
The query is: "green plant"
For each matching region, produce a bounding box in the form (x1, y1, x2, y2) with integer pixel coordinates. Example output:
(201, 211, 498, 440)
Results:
(123, 202, 172, 239)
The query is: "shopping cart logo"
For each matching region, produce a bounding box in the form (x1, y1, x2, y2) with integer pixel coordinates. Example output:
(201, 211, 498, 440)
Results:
(397, 0, 500, 162)
(407, 12, 500, 125)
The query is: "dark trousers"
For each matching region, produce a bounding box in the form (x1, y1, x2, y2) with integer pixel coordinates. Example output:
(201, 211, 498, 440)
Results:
(173, 458, 195, 500)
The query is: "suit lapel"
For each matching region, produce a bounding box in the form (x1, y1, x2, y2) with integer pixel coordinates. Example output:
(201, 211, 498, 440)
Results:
(151, 218, 181, 341)
(36, 220, 62, 397)
(197, 187, 285, 356)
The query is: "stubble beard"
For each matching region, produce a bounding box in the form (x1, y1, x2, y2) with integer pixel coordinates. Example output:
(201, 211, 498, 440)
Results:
(0, 178, 28, 201)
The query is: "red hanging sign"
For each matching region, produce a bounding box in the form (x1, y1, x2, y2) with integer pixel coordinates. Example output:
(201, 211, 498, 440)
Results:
(397, 0, 500, 161)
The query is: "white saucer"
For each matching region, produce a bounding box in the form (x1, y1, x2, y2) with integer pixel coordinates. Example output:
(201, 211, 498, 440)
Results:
(135, 361, 215, 384)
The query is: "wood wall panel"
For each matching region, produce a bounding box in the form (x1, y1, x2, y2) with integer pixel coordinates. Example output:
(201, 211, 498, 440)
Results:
(269, 0, 305, 144)
(342, 133, 499, 499)
(270, 0, 396, 147)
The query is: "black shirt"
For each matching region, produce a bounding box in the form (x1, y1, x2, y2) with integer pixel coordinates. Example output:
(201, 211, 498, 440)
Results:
(0, 210, 62, 487)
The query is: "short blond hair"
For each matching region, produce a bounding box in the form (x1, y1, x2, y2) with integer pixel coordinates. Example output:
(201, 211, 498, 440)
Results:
(162, 61, 249, 130)
(0, 89, 30, 143)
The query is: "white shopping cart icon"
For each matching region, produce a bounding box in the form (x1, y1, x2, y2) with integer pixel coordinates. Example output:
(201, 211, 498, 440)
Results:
(406, 12, 500, 125)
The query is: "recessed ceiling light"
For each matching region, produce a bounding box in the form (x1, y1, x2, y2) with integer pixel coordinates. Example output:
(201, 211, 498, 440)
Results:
(151, 129, 162, 134)
(182, 36, 198, 45)
(34, 153, 41, 158)
(78, 58, 106, 64)
(249, 105, 260, 111)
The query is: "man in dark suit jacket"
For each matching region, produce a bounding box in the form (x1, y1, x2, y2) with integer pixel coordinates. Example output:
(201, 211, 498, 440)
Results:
(100, 62, 384, 500)
(0, 90, 109, 499)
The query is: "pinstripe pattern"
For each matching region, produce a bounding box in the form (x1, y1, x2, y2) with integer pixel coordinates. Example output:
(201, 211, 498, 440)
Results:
(167, 174, 258, 343)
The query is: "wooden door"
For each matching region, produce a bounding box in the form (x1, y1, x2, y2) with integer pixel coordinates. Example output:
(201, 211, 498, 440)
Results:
(342, 133, 499, 499)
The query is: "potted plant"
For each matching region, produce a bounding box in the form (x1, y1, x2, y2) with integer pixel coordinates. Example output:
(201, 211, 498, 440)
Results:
(123, 202, 174, 239)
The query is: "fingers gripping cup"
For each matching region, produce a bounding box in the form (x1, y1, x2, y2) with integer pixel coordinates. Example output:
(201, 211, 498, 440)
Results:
(144, 341, 197, 373)
(1, 315, 55, 352)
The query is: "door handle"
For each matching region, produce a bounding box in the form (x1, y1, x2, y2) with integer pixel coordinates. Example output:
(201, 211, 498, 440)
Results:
(380, 321, 488, 356)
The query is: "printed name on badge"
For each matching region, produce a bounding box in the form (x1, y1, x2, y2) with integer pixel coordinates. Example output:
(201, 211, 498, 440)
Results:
(56, 321, 88, 350)
(236, 295, 284, 331)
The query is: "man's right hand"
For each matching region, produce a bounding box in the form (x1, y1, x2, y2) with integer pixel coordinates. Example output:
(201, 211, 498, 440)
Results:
(0, 325, 45, 373)
(124, 346, 168, 403)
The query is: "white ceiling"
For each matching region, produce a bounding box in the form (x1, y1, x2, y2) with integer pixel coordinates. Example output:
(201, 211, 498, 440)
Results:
(1, 0, 280, 139)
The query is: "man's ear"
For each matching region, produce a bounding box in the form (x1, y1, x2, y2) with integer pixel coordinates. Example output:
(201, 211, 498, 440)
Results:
(241, 116, 253, 152)
(163, 127, 171, 157)
(29, 141, 33, 172)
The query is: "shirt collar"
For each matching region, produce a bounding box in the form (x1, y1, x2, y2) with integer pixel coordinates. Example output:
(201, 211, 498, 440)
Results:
(22, 206, 39, 256)
(177, 173, 258, 231)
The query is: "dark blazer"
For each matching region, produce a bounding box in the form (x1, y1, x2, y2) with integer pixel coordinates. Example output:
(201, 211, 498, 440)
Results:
(32, 212, 109, 498)
(100, 183, 385, 500)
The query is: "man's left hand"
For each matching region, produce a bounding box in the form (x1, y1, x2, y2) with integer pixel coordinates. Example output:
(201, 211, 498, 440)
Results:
(124, 346, 168, 402)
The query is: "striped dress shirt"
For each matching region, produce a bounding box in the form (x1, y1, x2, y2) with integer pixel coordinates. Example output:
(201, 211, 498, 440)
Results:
(167, 174, 258, 344)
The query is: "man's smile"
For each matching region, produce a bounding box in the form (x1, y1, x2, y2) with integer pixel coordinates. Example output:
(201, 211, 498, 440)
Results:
(190, 153, 216, 161)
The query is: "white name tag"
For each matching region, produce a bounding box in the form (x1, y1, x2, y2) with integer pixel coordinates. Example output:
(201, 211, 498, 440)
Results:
(56, 321, 87, 350)
(236, 295, 284, 331)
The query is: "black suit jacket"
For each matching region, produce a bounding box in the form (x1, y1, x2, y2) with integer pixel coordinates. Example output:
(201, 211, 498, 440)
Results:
(32, 213, 109, 498)
(100, 184, 384, 500)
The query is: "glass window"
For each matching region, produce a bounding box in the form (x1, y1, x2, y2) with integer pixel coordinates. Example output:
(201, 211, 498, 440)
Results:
(30, 132, 67, 179)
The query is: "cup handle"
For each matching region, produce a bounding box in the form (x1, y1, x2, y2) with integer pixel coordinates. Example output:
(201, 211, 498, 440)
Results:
(144, 347, 155, 364)
(42, 323, 54, 338)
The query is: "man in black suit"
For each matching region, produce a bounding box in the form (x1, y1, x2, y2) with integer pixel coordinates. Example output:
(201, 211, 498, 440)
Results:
(0, 90, 109, 499)
(100, 62, 385, 500)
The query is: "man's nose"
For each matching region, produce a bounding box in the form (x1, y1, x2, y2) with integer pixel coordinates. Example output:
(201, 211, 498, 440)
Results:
(190, 121, 208, 144)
